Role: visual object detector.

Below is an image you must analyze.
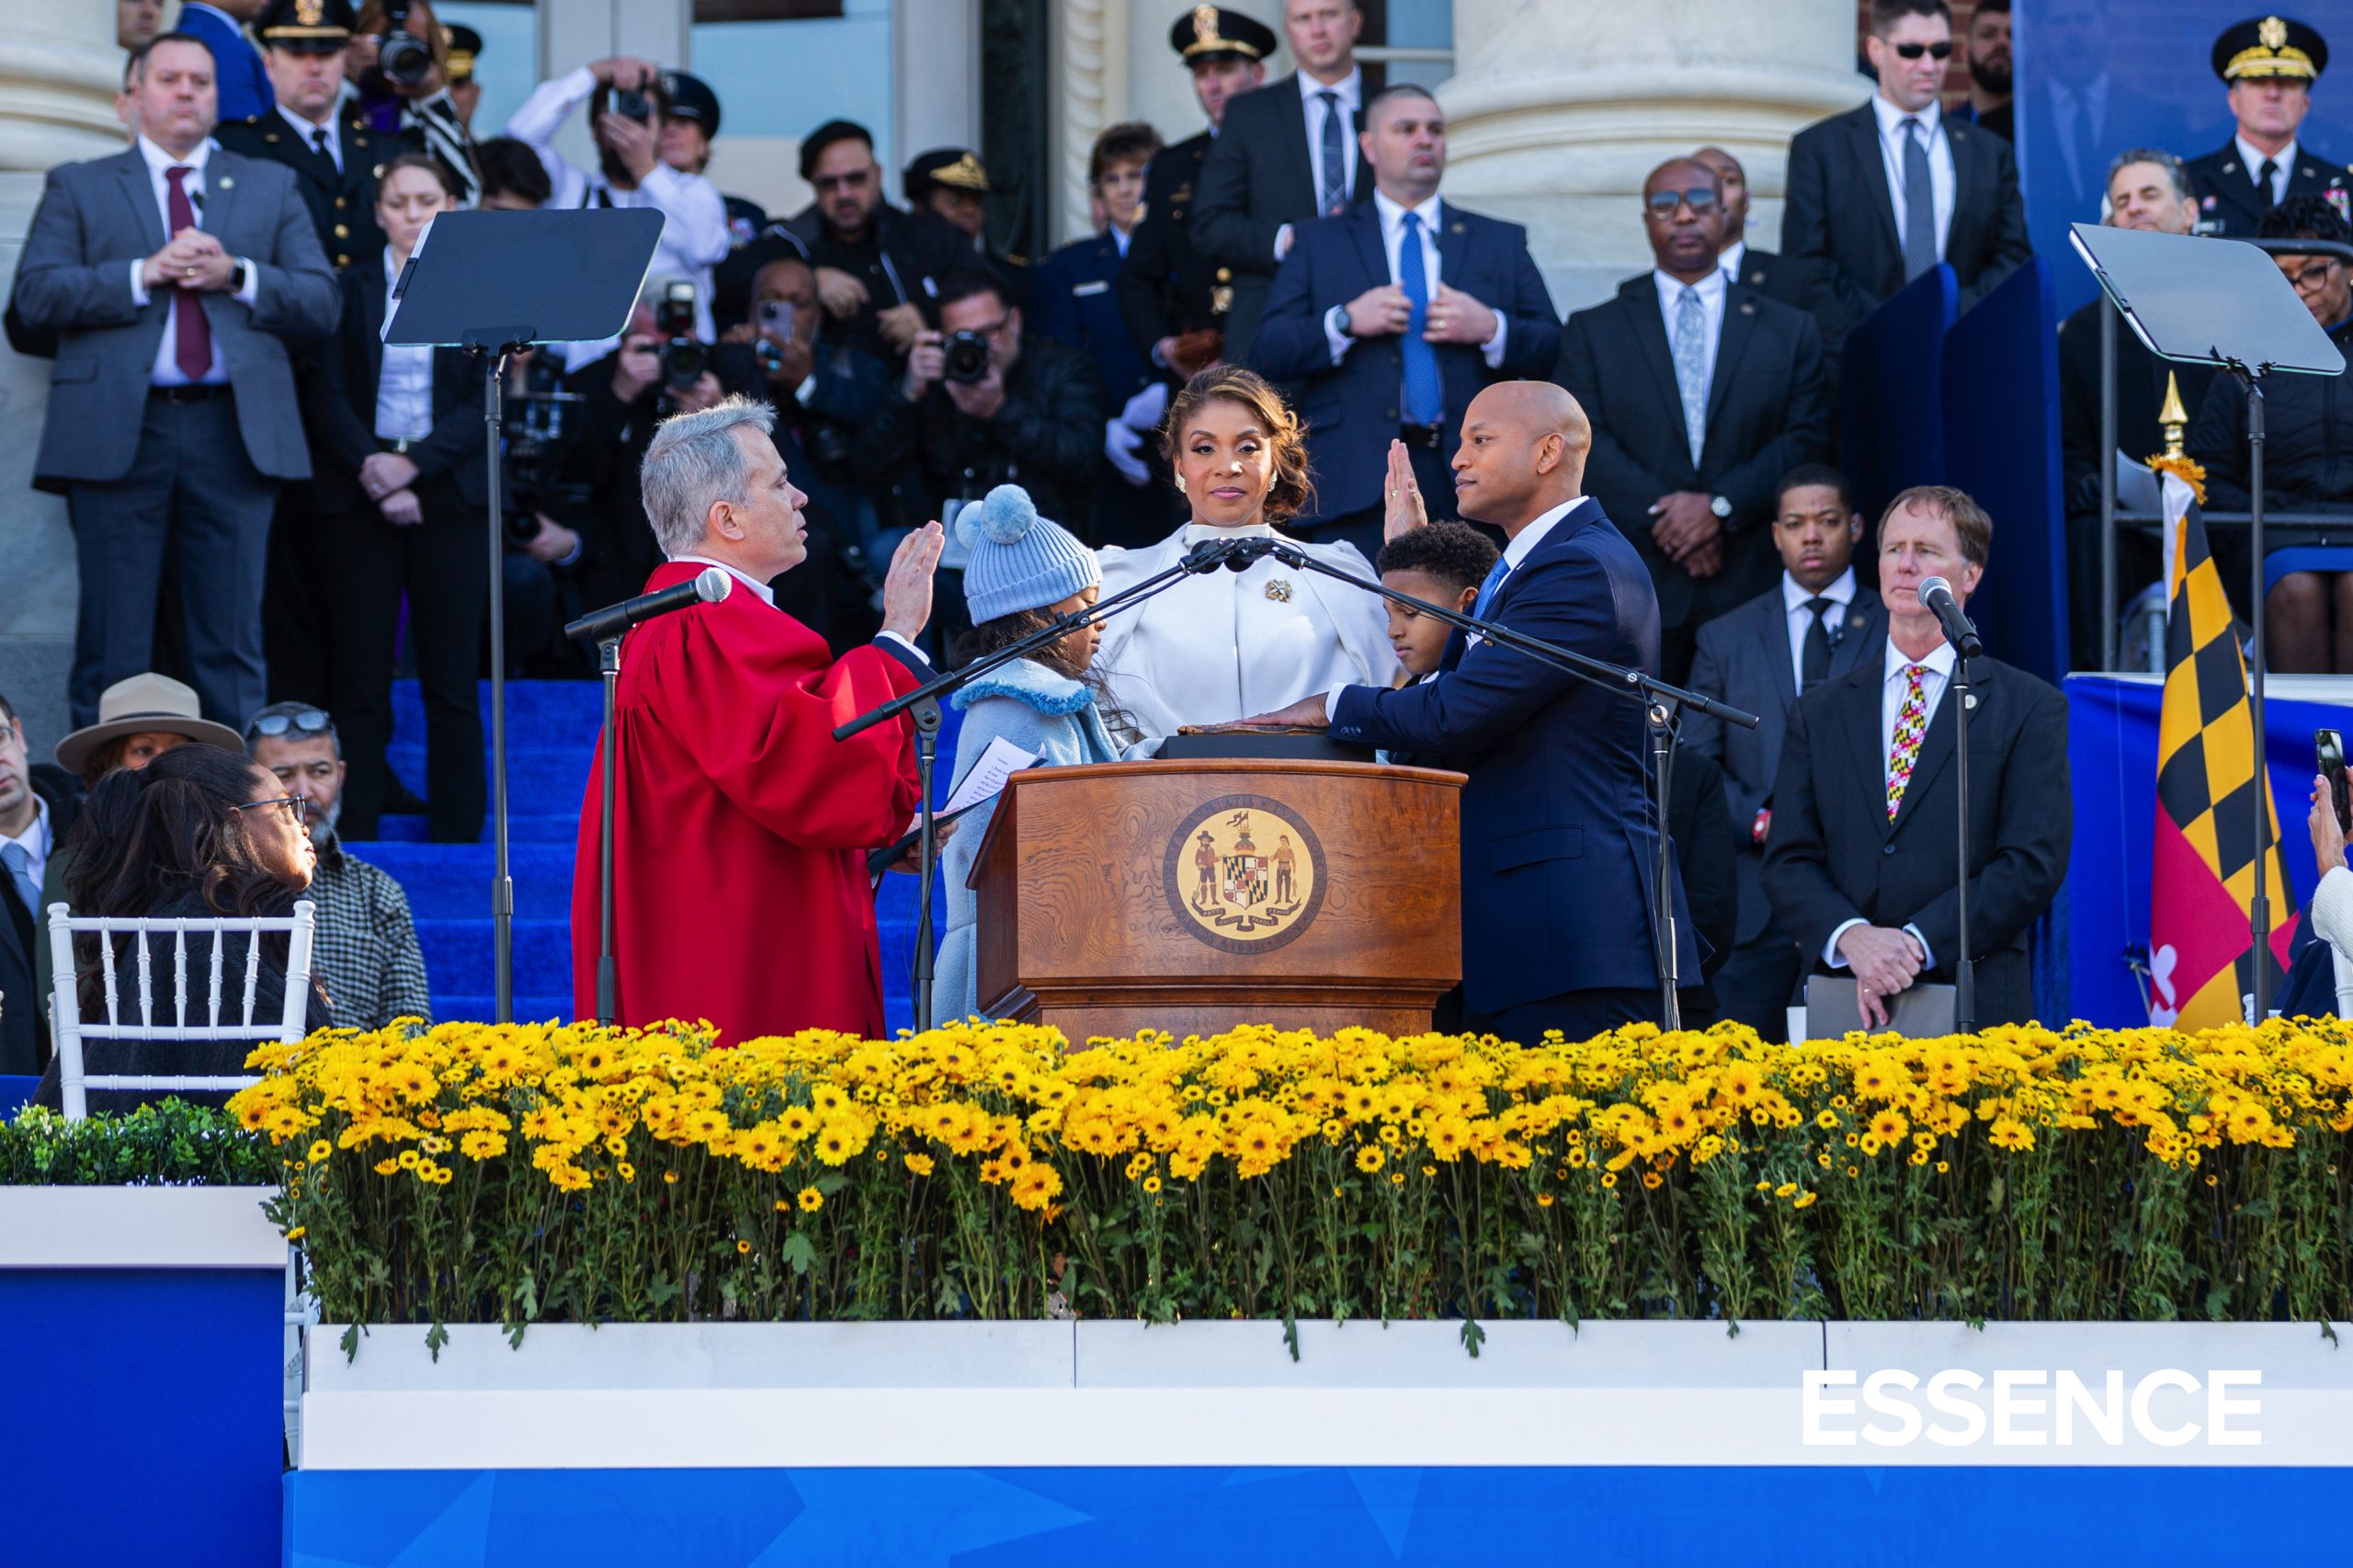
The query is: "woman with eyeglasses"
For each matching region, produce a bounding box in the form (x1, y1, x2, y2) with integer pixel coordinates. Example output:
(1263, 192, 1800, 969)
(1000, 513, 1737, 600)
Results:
(305, 151, 489, 842)
(32, 745, 330, 1114)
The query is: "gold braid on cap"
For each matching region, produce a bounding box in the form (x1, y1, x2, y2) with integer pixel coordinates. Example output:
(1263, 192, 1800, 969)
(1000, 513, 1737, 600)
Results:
(1183, 5, 1263, 59)
(929, 153, 991, 192)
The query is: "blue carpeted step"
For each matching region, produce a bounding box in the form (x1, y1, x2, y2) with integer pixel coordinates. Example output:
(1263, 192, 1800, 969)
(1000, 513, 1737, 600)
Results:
(392, 679, 605, 743)
(368, 812, 578, 844)
(415, 916, 572, 1000)
(382, 745, 591, 812)
(344, 843, 574, 920)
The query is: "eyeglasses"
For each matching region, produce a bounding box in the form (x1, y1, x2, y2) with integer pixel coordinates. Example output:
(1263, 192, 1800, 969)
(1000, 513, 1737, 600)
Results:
(1643, 187, 1722, 220)
(2286, 257, 2344, 291)
(246, 707, 331, 740)
(812, 171, 870, 193)
(234, 796, 304, 824)
(1892, 40, 1953, 59)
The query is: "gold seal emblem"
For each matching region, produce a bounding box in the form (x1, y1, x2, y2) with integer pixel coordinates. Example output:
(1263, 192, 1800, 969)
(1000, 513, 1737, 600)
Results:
(1165, 795, 1324, 952)
(297, 0, 324, 25)
(1193, 4, 1220, 45)
(2261, 15, 2289, 49)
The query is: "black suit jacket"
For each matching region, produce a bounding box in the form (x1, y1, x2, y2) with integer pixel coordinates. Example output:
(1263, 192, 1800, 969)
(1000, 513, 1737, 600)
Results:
(2056, 297, 2221, 516)
(1779, 102, 2031, 338)
(302, 259, 489, 515)
(2185, 139, 2352, 239)
(1118, 131, 1228, 360)
(0, 773, 77, 1078)
(1762, 648, 2071, 1027)
(1554, 276, 1834, 633)
(1192, 74, 1374, 364)
(1684, 582, 1887, 944)
(215, 108, 391, 271)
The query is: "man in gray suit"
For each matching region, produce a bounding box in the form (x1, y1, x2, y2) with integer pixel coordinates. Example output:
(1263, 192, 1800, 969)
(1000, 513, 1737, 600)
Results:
(1683, 463, 1886, 1037)
(15, 30, 339, 729)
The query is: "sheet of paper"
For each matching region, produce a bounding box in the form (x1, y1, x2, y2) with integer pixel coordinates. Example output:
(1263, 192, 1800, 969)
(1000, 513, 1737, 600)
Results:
(940, 736, 1041, 816)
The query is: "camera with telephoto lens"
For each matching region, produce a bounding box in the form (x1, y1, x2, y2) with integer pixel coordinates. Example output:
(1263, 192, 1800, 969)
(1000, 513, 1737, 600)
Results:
(941, 328, 992, 385)
(505, 358, 590, 545)
(377, 0, 434, 85)
(655, 281, 708, 390)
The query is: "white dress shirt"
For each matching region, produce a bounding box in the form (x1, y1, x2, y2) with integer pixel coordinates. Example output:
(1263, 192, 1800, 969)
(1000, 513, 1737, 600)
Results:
(127, 136, 262, 386)
(1653, 264, 1726, 403)
(2234, 133, 2300, 204)
(1779, 566, 1859, 693)
(1824, 636, 1958, 970)
(374, 247, 436, 442)
(1720, 237, 1749, 284)
(1870, 94, 1956, 260)
(0, 795, 52, 909)
(278, 102, 343, 172)
(1275, 65, 1364, 258)
(1322, 191, 1509, 372)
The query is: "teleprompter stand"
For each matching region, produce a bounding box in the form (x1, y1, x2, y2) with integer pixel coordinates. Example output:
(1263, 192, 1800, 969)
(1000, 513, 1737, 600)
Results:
(382, 207, 661, 1021)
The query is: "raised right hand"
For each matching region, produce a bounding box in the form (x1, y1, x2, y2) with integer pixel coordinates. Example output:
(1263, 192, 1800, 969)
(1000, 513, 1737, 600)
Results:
(880, 520, 946, 642)
(1382, 439, 1428, 542)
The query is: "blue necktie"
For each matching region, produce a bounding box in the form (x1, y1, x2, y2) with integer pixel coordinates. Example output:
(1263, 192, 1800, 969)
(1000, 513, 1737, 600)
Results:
(1, 841, 38, 921)
(1470, 556, 1509, 621)
(1901, 118, 1937, 280)
(1397, 210, 1443, 426)
(1316, 90, 1347, 215)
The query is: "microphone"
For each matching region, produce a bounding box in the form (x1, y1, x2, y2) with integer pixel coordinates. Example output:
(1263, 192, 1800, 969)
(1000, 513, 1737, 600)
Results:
(1222, 536, 1284, 571)
(1180, 538, 1239, 573)
(565, 565, 733, 643)
(1917, 576, 1983, 659)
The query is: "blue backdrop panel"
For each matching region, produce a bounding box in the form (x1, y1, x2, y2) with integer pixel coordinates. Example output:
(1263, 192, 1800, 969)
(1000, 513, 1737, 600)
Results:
(1841, 264, 1957, 524)
(2062, 673, 2350, 1026)
(285, 1463, 2353, 1566)
(1943, 257, 2070, 683)
(0, 1268, 284, 1568)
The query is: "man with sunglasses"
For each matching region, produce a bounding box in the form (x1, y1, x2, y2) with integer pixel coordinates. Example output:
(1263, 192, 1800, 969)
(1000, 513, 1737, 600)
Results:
(244, 700, 432, 1028)
(1781, 0, 2029, 348)
(1556, 158, 1833, 685)
(766, 119, 965, 373)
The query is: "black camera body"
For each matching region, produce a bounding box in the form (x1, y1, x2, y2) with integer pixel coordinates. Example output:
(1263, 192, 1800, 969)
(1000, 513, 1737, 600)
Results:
(506, 359, 590, 545)
(941, 328, 992, 385)
(655, 281, 707, 390)
(378, 0, 433, 85)
(612, 88, 652, 124)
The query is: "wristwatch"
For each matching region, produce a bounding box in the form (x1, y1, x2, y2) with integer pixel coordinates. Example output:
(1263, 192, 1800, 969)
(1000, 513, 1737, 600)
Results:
(230, 257, 254, 294)
(1708, 494, 1733, 521)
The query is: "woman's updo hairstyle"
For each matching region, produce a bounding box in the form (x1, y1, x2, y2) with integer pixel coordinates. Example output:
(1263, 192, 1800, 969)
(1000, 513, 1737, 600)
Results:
(1159, 365, 1315, 525)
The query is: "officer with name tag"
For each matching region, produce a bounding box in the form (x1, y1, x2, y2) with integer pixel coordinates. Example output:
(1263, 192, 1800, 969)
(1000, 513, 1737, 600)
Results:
(2186, 15, 2350, 238)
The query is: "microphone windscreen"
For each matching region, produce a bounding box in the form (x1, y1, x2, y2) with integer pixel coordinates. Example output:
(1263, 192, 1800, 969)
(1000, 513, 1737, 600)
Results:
(1917, 575, 1949, 607)
(694, 566, 734, 604)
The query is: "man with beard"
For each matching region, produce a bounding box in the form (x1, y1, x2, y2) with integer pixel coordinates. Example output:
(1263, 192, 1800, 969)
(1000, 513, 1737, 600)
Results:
(244, 701, 432, 1028)
(1960, 0, 2011, 139)
(767, 120, 965, 370)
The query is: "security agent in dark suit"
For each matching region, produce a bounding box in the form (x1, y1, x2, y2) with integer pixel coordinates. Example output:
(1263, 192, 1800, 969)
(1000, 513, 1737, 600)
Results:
(1691, 144, 1834, 318)
(1118, 8, 1277, 385)
(1685, 465, 1886, 1036)
(2185, 15, 2348, 240)
(301, 153, 488, 845)
(2055, 150, 2219, 669)
(1764, 486, 2070, 1030)
(0, 696, 78, 1079)
(1556, 157, 1834, 687)
(1251, 85, 1561, 562)
(214, 0, 385, 272)
(1241, 382, 1700, 1041)
(1191, 0, 1374, 365)
(1779, 0, 2030, 347)
(14, 32, 341, 730)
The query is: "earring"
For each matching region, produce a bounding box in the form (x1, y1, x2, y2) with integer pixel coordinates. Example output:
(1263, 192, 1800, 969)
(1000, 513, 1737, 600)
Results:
(1175, 475, 1187, 493)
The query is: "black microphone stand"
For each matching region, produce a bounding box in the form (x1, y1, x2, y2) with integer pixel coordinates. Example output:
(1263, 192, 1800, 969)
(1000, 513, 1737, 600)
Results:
(593, 633, 622, 1025)
(834, 540, 1254, 1030)
(1229, 537, 1761, 1028)
(1923, 585, 1984, 1034)
(465, 338, 529, 1023)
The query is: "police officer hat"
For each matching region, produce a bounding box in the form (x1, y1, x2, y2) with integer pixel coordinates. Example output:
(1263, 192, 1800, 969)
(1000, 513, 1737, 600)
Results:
(904, 148, 992, 204)
(798, 119, 874, 182)
(1168, 6, 1277, 68)
(2213, 14, 2328, 82)
(663, 69, 722, 137)
(443, 23, 481, 82)
(256, 0, 357, 52)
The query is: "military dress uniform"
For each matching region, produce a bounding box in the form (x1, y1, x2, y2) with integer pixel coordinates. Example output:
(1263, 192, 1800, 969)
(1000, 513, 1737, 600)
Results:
(2186, 15, 2351, 237)
(214, 108, 388, 272)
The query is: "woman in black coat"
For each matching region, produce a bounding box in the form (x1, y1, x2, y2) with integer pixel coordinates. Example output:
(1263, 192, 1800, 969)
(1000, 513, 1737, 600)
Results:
(34, 745, 333, 1115)
(303, 152, 490, 841)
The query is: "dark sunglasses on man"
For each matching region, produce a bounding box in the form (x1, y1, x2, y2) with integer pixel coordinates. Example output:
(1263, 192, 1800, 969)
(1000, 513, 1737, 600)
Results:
(247, 709, 332, 741)
(1892, 40, 1952, 59)
(1643, 187, 1722, 220)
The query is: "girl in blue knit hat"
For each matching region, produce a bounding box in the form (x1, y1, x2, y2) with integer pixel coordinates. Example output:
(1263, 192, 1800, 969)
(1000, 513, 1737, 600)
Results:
(937, 483, 1144, 1020)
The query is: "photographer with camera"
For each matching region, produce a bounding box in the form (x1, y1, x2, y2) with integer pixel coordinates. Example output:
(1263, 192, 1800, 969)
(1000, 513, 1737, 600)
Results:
(770, 119, 965, 371)
(347, 0, 477, 203)
(504, 54, 730, 353)
(854, 269, 1104, 645)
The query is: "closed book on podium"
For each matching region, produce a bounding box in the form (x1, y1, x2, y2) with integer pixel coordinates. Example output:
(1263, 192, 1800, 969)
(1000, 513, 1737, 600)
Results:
(970, 759, 1463, 1039)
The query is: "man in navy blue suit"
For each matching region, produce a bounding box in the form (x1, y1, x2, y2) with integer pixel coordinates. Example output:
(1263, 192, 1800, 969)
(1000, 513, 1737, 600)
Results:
(1242, 381, 1696, 1040)
(1249, 84, 1560, 561)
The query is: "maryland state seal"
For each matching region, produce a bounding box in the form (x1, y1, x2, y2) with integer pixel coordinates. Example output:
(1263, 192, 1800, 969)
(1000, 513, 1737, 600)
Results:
(1163, 794, 1326, 954)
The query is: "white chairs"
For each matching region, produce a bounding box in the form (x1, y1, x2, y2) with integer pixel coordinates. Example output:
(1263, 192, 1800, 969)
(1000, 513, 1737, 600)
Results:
(44, 900, 318, 1120)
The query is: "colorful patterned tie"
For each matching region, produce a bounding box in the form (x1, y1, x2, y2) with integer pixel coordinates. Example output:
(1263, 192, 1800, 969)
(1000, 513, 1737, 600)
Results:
(1886, 662, 1929, 821)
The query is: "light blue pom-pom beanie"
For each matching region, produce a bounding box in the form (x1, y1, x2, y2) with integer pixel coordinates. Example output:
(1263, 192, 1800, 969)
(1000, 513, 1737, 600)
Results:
(957, 483, 1100, 623)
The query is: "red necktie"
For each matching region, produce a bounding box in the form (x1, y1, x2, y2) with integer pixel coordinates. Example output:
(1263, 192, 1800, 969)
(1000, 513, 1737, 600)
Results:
(165, 165, 211, 382)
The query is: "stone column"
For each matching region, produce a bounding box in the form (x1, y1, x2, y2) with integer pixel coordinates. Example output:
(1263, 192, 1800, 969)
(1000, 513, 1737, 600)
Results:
(1440, 0, 1862, 313)
(0, 1, 131, 756)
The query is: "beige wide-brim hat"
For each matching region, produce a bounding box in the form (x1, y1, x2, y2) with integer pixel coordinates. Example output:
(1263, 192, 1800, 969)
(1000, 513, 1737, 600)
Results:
(53, 674, 247, 776)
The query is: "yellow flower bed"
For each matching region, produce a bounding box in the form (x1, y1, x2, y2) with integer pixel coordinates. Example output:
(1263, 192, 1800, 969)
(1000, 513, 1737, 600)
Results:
(234, 1017, 2353, 1336)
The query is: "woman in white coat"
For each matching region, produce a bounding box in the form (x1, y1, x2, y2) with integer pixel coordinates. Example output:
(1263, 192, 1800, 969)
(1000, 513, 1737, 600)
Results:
(1094, 368, 1397, 740)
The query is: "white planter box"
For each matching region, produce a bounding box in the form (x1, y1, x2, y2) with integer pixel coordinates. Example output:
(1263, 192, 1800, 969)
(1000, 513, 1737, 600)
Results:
(0, 1185, 282, 1268)
(297, 1316, 2353, 1471)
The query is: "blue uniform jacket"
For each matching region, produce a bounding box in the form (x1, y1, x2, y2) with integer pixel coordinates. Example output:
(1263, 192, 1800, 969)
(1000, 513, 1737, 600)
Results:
(177, 5, 275, 123)
(1329, 497, 1698, 1014)
(1036, 230, 1154, 405)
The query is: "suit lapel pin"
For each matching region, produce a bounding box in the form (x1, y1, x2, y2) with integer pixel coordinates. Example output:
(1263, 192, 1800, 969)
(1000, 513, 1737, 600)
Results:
(1449, 221, 1465, 233)
(217, 176, 233, 188)
(1265, 579, 1293, 603)
(1740, 301, 1756, 315)
(1849, 613, 1865, 630)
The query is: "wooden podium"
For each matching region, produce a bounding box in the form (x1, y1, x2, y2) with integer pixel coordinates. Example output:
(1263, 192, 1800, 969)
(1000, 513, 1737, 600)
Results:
(970, 759, 1462, 1039)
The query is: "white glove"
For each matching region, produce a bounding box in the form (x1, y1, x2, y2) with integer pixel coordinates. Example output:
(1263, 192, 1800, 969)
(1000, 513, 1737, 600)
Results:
(1119, 380, 1169, 433)
(1104, 417, 1152, 487)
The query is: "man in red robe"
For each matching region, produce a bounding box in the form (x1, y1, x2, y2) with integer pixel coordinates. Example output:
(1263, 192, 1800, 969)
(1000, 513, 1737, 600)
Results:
(571, 394, 945, 1040)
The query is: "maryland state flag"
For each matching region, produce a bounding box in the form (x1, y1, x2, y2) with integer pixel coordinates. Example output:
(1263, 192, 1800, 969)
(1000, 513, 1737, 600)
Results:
(2148, 477, 2293, 1027)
